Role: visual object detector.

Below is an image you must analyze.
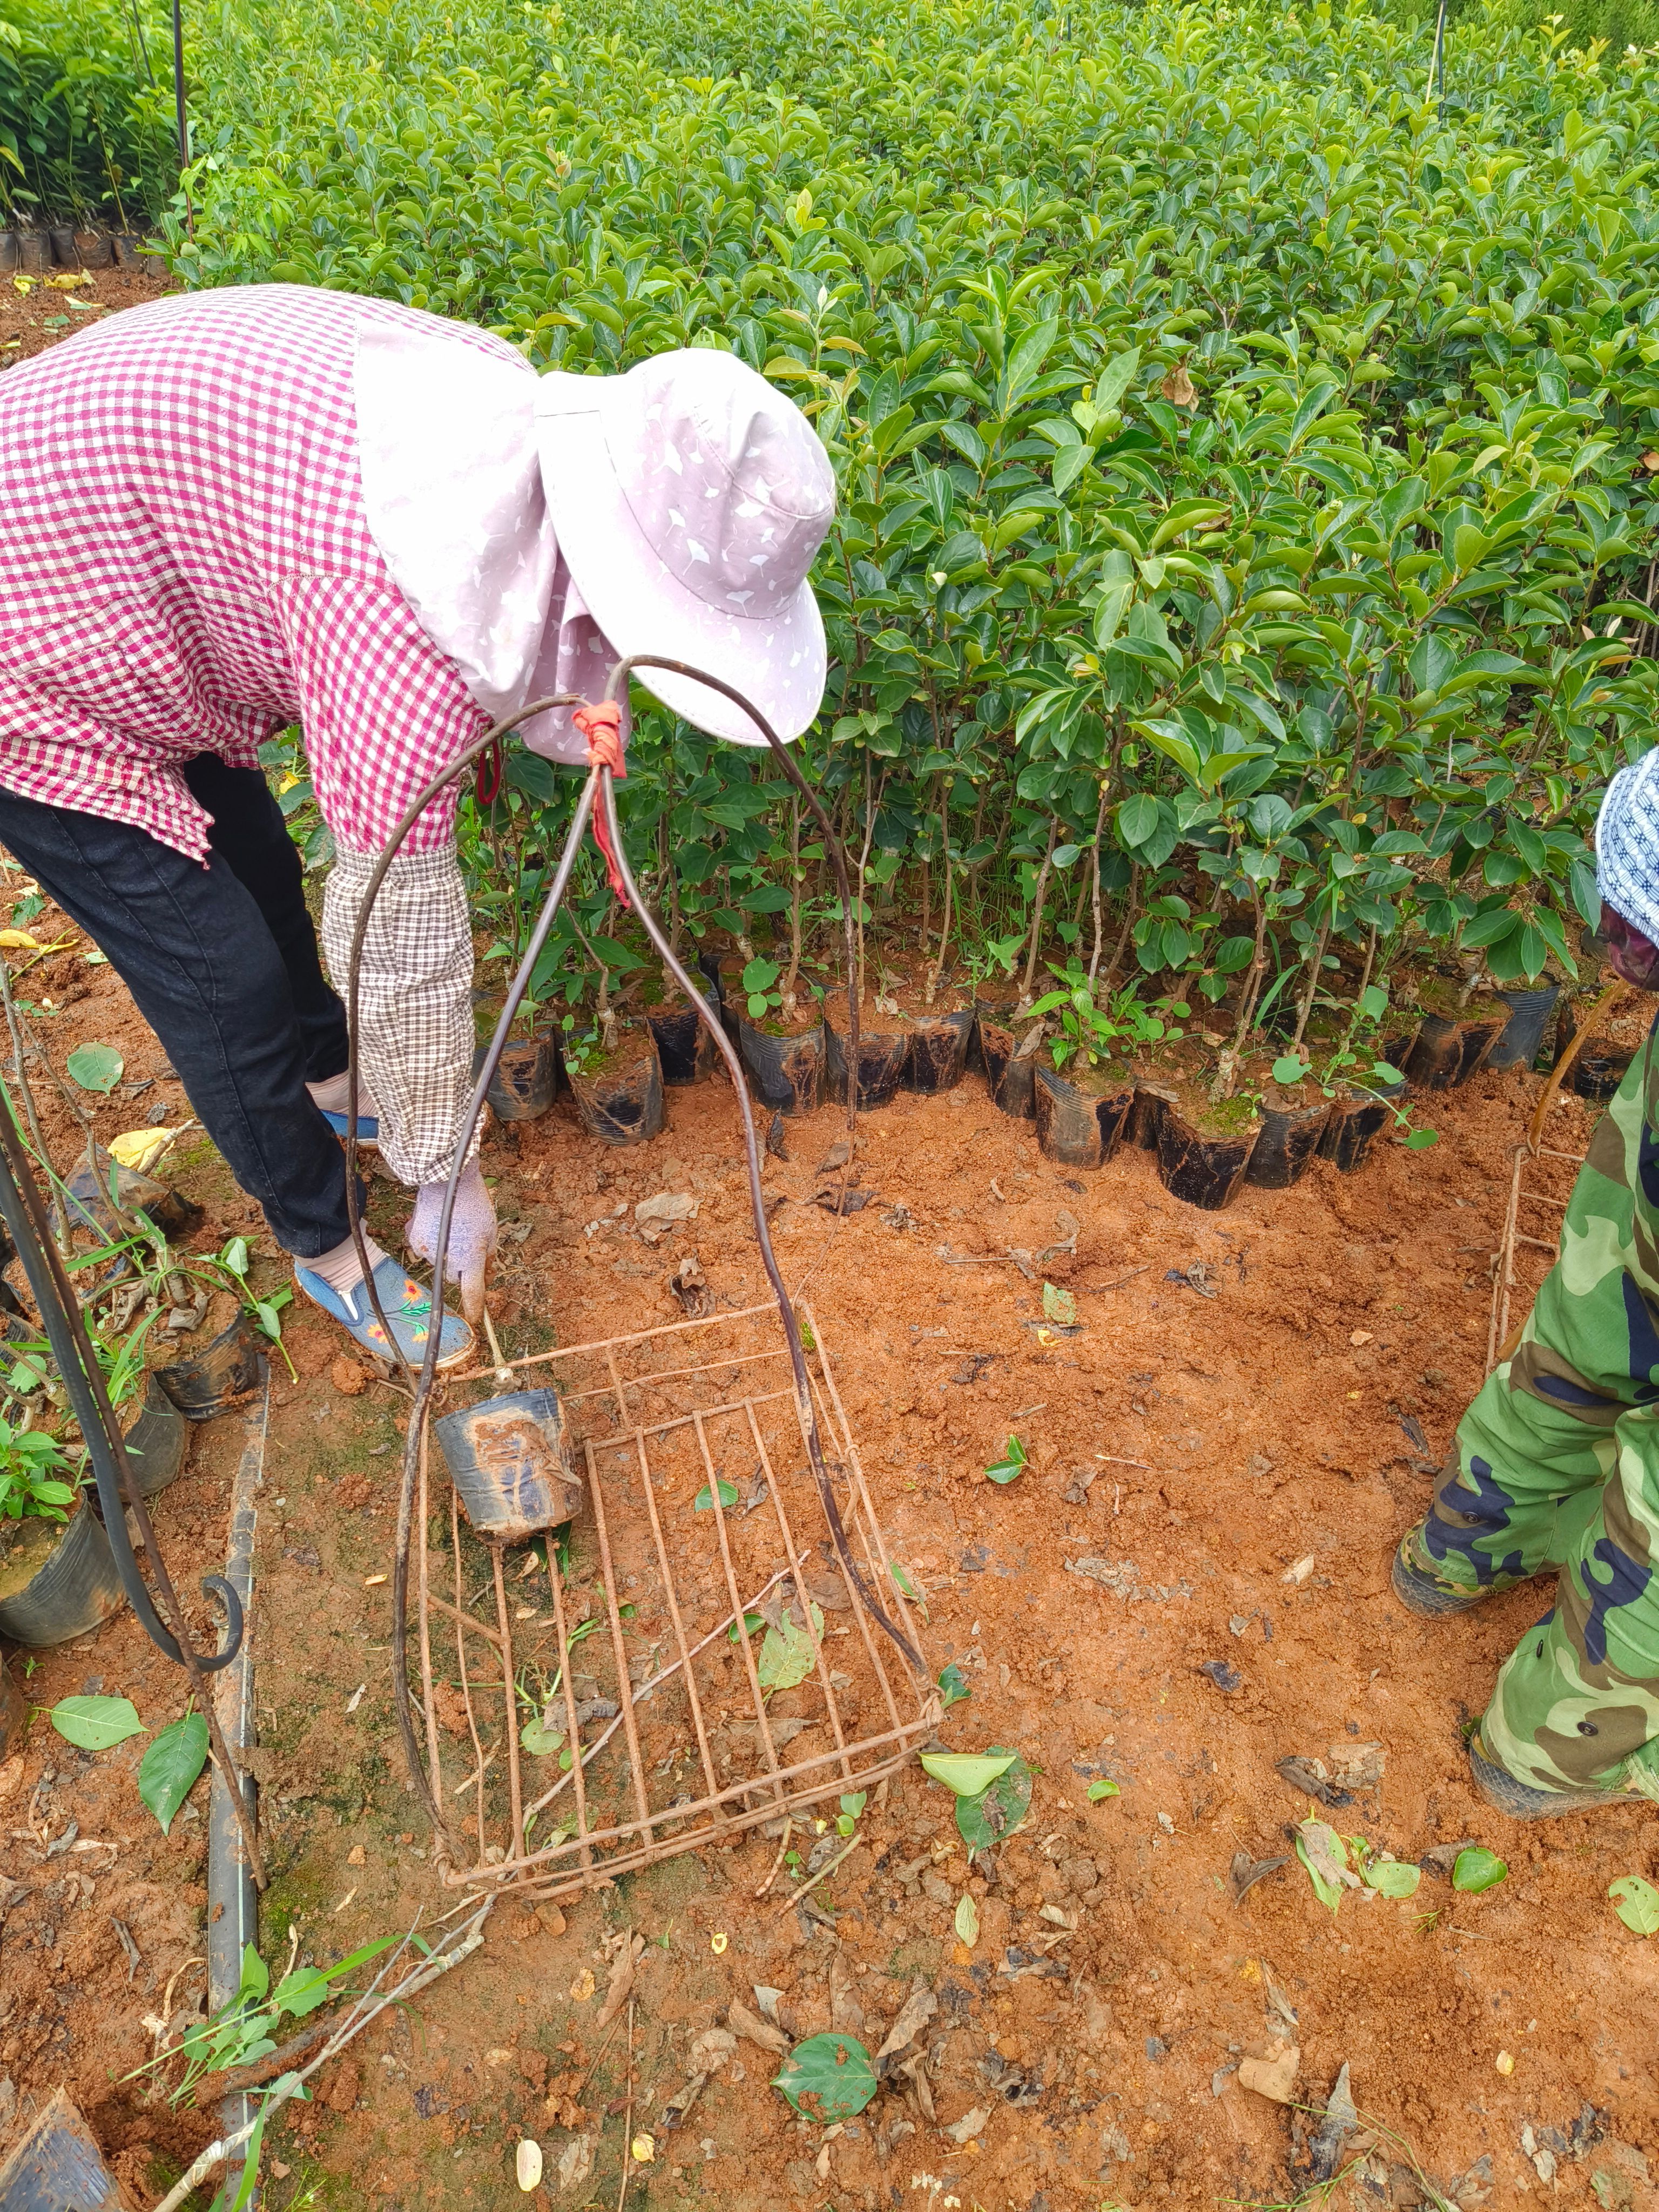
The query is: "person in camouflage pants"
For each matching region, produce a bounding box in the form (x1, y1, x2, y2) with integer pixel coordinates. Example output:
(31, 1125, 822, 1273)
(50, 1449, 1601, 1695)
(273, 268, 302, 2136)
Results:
(1394, 752, 1659, 1817)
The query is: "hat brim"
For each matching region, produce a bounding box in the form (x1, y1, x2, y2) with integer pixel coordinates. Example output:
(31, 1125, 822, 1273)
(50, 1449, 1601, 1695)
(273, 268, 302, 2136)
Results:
(535, 388, 826, 747)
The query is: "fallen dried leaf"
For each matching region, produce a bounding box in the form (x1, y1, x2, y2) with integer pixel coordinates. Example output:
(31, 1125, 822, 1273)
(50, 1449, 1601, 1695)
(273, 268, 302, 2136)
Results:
(1161, 362, 1198, 407)
(1274, 1756, 1351, 1810)
(1229, 1851, 1289, 1903)
(1282, 1554, 1315, 1586)
(636, 1192, 699, 1243)
(728, 1998, 789, 2055)
(1308, 2061, 1358, 2182)
(569, 1968, 596, 2003)
(596, 1932, 645, 2031)
(1328, 1740, 1385, 1789)
(945, 2104, 991, 2145)
(689, 2027, 737, 2074)
(1237, 2042, 1300, 2103)
(555, 2136, 594, 2191)
(875, 1979, 938, 2068)
(516, 2139, 543, 2191)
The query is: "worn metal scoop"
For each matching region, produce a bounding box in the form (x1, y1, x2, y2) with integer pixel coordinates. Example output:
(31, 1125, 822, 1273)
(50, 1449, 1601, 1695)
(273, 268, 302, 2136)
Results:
(433, 1310, 583, 1543)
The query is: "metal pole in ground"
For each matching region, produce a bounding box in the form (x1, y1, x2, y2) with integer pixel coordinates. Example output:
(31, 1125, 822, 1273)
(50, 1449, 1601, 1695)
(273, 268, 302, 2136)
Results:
(207, 1371, 269, 2204)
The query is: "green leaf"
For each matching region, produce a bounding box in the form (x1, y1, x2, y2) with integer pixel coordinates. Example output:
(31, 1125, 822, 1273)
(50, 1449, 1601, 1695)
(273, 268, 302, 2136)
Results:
(729, 1610, 764, 1644)
(1363, 1856, 1421, 1899)
(138, 1711, 209, 1835)
(1116, 793, 1162, 849)
(1041, 1282, 1077, 1326)
(1271, 1054, 1310, 1085)
(66, 1043, 123, 1095)
(1087, 1777, 1121, 1801)
(954, 1892, 979, 1946)
(956, 1748, 1034, 1851)
(758, 1601, 822, 1692)
(49, 1695, 143, 1750)
(772, 2032, 878, 2124)
(1452, 1845, 1508, 1893)
(1609, 1874, 1659, 1935)
(1295, 1818, 1351, 1913)
(919, 1750, 1019, 1797)
(985, 1433, 1028, 1484)
(521, 1710, 567, 1757)
(238, 1942, 270, 2005)
(694, 1478, 739, 1512)
(936, 1662, 971, 1709)
(272, 1964, 335, 2018)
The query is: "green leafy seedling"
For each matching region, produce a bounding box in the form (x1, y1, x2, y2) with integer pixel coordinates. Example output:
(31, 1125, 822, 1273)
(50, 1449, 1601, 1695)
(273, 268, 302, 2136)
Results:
(1609, 1874, 1659, 1934)
(919, 1750, 1017, 1796)
(50, 1695, 143, 1751)
(772, 2032, 878, 2123)
(936, 1662, 971, 1709)
(891, 1560, 928, 1620)
(836, 1790, 867, 1838)
(956, 1747, 1033, 1851)
(986, 1434, 1027, 1484)
(1452, 1845, 1507, 1893)
(139, 1711, 209, 1835)
(694, 1478, 739, 1512)
(1087, 1778, 1121, 1802)
(729, 1610, 764, 1645)
(743, 956, 784, 1020)
(1041, 1282, 1077, 1326)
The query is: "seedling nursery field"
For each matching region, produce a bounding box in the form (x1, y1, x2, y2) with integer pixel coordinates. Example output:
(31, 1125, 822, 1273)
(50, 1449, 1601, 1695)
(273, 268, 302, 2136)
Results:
(3, 0, 1659, 2204)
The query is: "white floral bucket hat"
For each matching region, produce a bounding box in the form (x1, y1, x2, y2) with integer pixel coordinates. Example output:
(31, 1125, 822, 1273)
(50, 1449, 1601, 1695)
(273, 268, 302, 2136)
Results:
(534, 347, 836, 746)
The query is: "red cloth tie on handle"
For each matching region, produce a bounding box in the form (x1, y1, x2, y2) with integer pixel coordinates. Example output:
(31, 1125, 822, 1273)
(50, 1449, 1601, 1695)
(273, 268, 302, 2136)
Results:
(572, 697, 630, 908)
(474, 732, 504, 807)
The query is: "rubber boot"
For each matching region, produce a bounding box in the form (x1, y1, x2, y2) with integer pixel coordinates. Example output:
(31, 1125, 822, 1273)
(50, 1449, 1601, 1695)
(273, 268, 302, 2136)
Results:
(1390, 1522, 1492, 1619)
(1468, 1729, 1648, 1819)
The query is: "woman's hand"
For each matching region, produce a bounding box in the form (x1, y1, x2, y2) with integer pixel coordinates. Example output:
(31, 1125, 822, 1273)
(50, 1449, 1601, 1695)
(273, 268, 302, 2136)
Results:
(408, 1160, 498, 1321)
(1600, 901, 1659, 991)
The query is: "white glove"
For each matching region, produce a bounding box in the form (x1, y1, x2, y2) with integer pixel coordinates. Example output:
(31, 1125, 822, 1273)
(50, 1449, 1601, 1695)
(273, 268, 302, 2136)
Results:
(407, 1161, 497, 1323)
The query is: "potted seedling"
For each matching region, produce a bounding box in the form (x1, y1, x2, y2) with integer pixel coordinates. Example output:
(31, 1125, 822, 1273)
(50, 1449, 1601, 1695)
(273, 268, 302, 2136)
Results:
(0, 1415, 122, 1645)
(731, 942, 826, 1120)
(1025, 967, 1176, 1170)
(1281, 985, 1439, 1174)
(965, 931, 1040, 1117)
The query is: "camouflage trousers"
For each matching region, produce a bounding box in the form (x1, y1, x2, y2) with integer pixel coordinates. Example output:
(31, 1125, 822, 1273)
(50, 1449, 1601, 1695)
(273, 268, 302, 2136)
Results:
(1404, 1013, 1659, 1798)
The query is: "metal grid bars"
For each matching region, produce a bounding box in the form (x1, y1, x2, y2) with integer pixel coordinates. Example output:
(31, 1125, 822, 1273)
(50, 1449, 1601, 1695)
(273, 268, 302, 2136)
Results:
(1487, 1131, 1588, 1372)
(1485, 983, 1627, 1375)
(412, 1301, 936, 1903)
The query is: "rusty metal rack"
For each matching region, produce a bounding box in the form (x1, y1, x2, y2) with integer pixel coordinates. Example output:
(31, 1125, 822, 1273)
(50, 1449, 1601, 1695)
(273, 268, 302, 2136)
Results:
(413, 1299, 937, 1904)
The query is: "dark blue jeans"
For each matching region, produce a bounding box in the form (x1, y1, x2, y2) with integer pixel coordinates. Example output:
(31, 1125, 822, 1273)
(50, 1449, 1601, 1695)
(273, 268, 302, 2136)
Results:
(0, 753, 353, 1257)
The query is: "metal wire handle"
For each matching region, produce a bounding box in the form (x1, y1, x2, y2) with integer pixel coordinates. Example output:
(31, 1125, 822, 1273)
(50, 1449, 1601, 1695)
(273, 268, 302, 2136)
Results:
(340, 662, 918, 1851)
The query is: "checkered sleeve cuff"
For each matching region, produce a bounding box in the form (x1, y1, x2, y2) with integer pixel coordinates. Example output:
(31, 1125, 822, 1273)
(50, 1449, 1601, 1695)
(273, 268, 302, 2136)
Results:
(320, 844, 481, 1188)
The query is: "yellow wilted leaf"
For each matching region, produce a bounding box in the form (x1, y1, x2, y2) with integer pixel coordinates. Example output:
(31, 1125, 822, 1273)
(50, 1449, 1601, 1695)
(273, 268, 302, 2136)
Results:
(0, 930, 41, 950)
(1161, 362, 1198, 407)
(109, 1128, 178, 1175)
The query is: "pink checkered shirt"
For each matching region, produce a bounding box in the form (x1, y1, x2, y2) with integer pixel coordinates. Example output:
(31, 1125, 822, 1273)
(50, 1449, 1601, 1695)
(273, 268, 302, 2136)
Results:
(0, 286, 524, 1186)
(0, 283, 511, 860)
